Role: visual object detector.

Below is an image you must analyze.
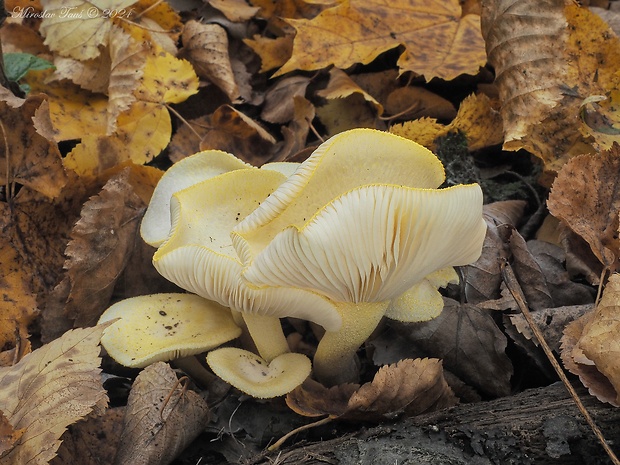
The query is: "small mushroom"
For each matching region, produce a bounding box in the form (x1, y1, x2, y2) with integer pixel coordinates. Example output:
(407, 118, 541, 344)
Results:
(98, 293, 241, 385)
(206, 347, 312, 399)
(232, 129, 487, 385)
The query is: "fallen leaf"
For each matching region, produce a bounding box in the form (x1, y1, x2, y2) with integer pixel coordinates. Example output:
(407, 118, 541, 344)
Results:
(0, 411, 24, 458)
(0, 93, 67, 198)
(347, 358, 457, 419)
(547, 146, 620, 270)
(317, 67, 383, 115)
(114, 362, 210, 465)
(52, 407, 124, 465)
(39, 0, 136, 60)
(53, 170, 145, 336)
(385, 86, 455, 122)
(0, 324, 110, 465)
(395, 298, 513, 397)
(182, 20, 240, 101)
(561, 310, 618, 406)
(244, 35, 294, 73)
(576, 273, 620, 405)
(287, 358, 457, 421)
(276, 0, 486, 80)
(209, 0, 260, 22)
(464, 201, 524, 304)
(509, 229, 554, 310)
(261, 75, 310, 124)
(481, 0, 620, 175)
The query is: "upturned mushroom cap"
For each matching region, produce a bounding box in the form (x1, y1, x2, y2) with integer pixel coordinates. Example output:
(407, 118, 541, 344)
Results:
(232, 129, 486, 304)
(149, 166, 342, 332)
(98, 293, 241, 368)
(141, 150, 252, 248)
(206, 347, 312, 398)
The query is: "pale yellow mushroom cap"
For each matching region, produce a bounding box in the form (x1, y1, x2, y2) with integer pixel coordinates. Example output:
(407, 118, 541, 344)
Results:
(206, 347, 312, 398)
(98, 293, 242, 368)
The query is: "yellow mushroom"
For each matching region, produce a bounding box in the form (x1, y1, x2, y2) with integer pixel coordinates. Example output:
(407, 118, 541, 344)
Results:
(232, 129, 487, 386)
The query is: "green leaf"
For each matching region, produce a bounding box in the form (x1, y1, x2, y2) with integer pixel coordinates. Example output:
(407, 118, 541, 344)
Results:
(3, 53, 54, 82)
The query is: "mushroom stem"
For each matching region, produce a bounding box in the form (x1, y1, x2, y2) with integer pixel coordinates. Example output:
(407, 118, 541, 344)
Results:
(172, 355, 217, 388)
(313, 301, 389, 386)
(241, 312, 290, 362)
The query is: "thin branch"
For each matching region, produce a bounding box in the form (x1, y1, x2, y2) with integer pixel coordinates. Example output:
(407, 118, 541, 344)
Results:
(501, 259, 620, 465)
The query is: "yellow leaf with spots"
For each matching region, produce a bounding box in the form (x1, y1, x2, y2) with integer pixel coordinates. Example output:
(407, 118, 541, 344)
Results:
(391, 93, 503, 151)
(136, 48, 199, 104)
(64, 102, 171, 176)
(39, 0, 137, 60)
(275, 0, 486, 80)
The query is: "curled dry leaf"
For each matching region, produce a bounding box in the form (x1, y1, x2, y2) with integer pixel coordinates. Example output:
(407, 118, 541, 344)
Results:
(547, 147, 620, 270)
(261, 76, 311, 124)
(481, 0, 620, 175)
(561, 311, 618, 407)
(114, 362, 210, 465)
(572, 273, 620, 406)
(182, 21, 240, 101)
(287, 359, 456, 421)
(0, 324, 111, 465)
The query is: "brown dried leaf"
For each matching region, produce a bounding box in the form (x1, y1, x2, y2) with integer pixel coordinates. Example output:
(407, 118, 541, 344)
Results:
(41, 169, 146, 341)
(0, 324, 110, 465)
(114, 362, 210, 465)
(509, 229, 554, 310)
(385, 87, 455, 121)
(52, 407, 124, 465)
(276, 0, 486, 80)
(200, 105, 276, 165)
(287, 359, 456, 421)
(464, 201, 524, 304)
(209, 0, 260, 21)
(317, 67, 383, 115)
(0, 411, 24, 458)
(261, 76, 311, 124)
(547, 147, 620, 270)
(577, 273, 620, 405)
(561, 311, 618, 406)
(271, 96, 316, 162)
(182, 21, 240, 101)
(244, 35, 294, 73)
(347, 358, 457, 419)
(397, 298, 513, 397)
(481, 0, 620, 175)
(0, 93, 67, 199)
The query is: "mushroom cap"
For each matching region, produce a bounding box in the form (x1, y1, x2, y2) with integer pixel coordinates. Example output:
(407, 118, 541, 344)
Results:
(141, 150, 252, 248)
(206, 347, 311, 398)
(98, 293, 242, 368)
(151, 167, 343, 331)
(234, 181, 486, 303)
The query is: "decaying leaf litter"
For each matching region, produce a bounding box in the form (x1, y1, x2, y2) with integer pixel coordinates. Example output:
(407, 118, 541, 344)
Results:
(0, 0, 619, 463)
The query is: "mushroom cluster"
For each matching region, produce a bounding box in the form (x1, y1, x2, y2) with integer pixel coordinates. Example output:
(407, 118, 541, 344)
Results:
(98, 128, 487, 397)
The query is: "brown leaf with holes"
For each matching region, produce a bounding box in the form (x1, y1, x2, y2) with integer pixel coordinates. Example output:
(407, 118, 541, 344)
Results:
(0, 324, 110, 465)
(547, 147, 620, 270)
(114, 362, 210, 465)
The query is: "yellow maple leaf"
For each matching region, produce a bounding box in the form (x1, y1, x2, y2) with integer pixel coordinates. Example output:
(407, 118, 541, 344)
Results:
(275, 0, 486, 80)
(39, 0, 137, 60)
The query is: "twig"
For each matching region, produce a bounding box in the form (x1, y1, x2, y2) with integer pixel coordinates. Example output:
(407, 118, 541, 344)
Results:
(500, 258, 620, 465)
(268, 416, 333, 451)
